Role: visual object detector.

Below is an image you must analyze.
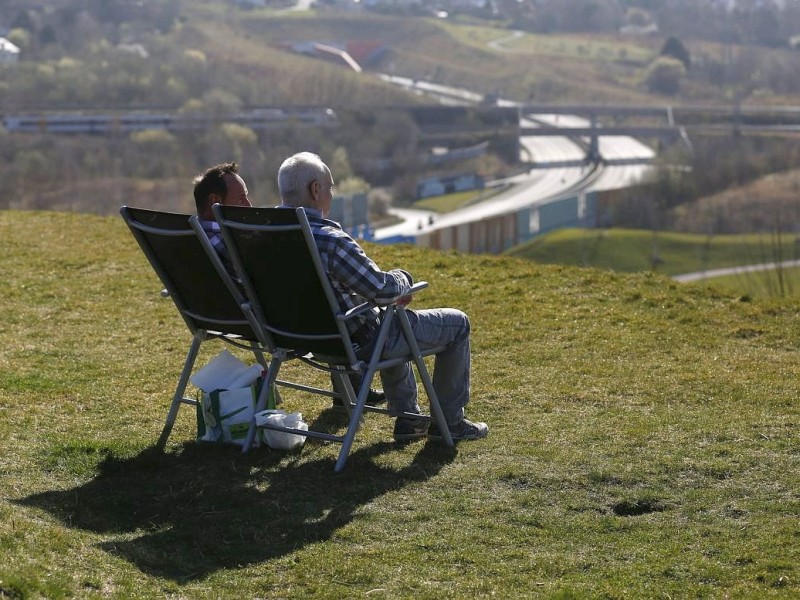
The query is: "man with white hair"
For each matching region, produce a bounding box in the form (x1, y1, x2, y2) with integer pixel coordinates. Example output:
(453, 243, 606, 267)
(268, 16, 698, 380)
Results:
(277, 151, 488, 442)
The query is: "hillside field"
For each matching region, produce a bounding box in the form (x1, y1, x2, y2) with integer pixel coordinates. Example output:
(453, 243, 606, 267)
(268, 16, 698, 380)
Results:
(0, 210, 798, 598)
(508, 227, 800, 297)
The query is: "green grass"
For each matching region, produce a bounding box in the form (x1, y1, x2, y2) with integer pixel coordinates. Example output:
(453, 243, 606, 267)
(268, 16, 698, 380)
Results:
(705, 266, 800, 299)
(446, 25, 655, 65)
(412, 186, 510, 213)
(508, 227, 800, 294)
(413, 190, 482, 213)
(1, 211, 799, 598)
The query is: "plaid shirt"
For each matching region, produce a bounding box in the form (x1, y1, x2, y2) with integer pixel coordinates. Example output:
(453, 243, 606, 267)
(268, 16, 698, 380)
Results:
(303, 209, 413, 336)
(199, 219, 235, 276)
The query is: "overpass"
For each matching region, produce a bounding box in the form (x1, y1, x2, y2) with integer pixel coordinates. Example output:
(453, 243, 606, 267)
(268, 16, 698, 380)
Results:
(418, 103, 800, 164)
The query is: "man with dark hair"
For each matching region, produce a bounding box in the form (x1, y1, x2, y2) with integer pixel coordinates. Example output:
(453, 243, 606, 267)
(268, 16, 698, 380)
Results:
(194, 162, 251, 218)
(194, 162, 252, 274)
(277, 152, 487, 442)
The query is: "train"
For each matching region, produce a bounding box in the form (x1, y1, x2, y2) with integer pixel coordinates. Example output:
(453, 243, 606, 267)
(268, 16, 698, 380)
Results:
(1, 107, 337, 134)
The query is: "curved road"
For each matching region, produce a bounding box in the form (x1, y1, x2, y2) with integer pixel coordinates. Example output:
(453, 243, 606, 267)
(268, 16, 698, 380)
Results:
(373, 106, 654, 241)
(374, 124, 593, 240)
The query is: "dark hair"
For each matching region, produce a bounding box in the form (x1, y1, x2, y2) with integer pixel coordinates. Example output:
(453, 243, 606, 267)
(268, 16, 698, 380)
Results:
(193, 162, 239, 214)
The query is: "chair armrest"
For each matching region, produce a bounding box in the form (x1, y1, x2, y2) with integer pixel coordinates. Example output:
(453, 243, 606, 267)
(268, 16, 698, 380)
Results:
(337, 281, 430, 321)
(374, 281, 429, 307)
(340, 301, 375, 321)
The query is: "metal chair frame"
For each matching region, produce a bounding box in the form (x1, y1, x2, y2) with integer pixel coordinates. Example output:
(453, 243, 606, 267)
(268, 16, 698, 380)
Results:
(213, 205, 453, 472)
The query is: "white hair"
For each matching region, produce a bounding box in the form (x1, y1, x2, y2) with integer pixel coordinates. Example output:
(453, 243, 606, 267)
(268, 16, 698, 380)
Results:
(277, 152, 331, 207)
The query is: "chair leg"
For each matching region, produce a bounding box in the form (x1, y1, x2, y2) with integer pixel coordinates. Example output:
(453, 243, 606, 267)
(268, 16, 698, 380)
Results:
(335, 374, 370, 472)
(249, 342, 268, 369)
(334, 313, 397, 472)
(331, 367, 357, 415)
(396, 309, 454, 447)
(241, 354, 283, 453)
(156, 331, 204, 451)
(249, 342, 283, 405)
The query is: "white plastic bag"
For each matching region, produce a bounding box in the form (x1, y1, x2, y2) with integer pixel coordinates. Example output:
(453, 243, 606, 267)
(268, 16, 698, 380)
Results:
(190, 349, 262, 392)
(255, 409, 308, 450)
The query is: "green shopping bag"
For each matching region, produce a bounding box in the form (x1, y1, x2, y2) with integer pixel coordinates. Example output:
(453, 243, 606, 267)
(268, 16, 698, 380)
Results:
(196, 376, 275, 446)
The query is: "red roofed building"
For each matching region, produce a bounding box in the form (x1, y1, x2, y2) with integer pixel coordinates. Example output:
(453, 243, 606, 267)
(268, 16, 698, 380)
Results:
(345, 41, 388, 68)
(277, 39, 387, 72)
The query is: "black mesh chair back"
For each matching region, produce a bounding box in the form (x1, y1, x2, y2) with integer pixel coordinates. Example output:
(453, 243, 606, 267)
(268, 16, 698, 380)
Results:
(121, 206, 256, 340)
(213, 205, 352, 359)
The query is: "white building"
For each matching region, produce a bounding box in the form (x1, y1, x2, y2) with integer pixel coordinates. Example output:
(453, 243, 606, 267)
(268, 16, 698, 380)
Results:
(0, 37, 20, 64)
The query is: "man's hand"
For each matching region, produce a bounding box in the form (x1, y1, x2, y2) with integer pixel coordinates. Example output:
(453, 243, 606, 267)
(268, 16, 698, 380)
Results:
(397, 295, 413, 307)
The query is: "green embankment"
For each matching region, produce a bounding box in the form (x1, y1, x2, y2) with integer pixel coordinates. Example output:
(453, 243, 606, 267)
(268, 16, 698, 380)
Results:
(508, 227, 800, 297)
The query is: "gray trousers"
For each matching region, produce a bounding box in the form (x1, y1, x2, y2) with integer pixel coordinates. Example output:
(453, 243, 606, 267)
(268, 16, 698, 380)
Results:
(378, 308, 471, 427)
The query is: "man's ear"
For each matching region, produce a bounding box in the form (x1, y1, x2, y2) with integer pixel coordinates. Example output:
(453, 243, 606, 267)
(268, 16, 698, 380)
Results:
(309, 179, 320, 200)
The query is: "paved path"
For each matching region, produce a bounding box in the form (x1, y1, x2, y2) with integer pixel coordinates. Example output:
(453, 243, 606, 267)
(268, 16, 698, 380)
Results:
(673, 259, 800, 282)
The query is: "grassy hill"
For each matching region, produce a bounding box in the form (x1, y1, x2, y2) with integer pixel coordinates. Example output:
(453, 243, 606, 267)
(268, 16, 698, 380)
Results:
(507, 227, 800, 296)
(507, 228, 798, 276)
(1, 211, 798, 598)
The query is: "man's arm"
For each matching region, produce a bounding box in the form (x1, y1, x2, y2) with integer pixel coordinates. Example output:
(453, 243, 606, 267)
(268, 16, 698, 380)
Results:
(323, 231, 413, 304)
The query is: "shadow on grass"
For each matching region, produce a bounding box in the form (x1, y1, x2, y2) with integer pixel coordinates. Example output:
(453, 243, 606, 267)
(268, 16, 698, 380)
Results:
(18, 438, 457, 583)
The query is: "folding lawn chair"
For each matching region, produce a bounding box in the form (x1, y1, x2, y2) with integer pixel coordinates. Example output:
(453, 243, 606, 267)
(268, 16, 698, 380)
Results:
(120, 206, 271, 449)
(212, 204, 454, 472)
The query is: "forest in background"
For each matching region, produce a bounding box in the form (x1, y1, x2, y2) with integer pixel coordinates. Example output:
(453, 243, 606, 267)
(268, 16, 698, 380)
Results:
(2, 0, 800, 233)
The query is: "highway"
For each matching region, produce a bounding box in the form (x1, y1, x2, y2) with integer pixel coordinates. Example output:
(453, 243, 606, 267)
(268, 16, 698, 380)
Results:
(373, 106, 655, 241)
